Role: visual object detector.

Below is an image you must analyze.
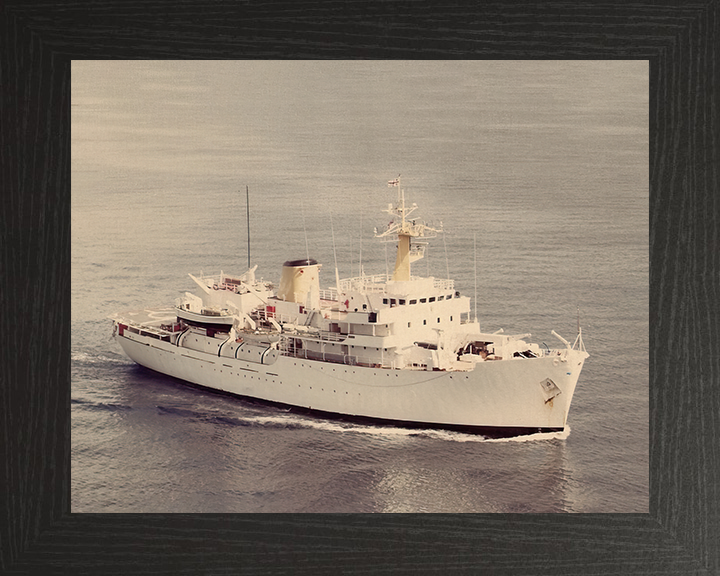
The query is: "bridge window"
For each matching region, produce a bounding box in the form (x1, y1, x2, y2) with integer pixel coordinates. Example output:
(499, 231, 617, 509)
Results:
(437, 295, 444, 301)
(409, 299, 417, 305)
(399, 299, 406, 305)
(420, 298, 427, 303)
(429, 297, 436, 302)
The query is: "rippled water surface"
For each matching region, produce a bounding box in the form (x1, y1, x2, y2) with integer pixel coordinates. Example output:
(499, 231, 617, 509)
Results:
(72, 61, 648, 512)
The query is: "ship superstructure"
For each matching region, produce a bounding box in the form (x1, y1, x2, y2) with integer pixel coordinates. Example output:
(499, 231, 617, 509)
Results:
(111, 179, 588, 437)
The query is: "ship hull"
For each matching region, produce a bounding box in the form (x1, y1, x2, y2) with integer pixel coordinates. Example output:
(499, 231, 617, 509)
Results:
(114, 329, 586, 437)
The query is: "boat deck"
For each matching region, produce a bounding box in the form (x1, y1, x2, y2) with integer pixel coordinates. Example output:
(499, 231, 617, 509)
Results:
(112, 307, 177, 327)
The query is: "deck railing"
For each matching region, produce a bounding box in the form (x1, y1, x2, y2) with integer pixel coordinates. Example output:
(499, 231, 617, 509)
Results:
(277, 343, 399, 370)
(318, 288, 338, 301)
(337, 275, 455, 293)
(254, 308, 301, 325)
(337, 274, 389, 293)
(432, 278, 455, 291)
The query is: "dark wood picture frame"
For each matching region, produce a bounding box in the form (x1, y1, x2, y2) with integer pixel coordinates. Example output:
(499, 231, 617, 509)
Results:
(1, 2, 717, 574)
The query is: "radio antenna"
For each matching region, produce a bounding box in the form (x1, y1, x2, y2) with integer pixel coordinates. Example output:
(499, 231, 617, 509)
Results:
(301, 198, 310, 263)
(474, 232, 478, 324)
(330, 210, 340, 292)
(385, 243, 389, 279)
(246, 185, 250, 269)
(443, 225, 450, 280)
(359, 212, 363, 277)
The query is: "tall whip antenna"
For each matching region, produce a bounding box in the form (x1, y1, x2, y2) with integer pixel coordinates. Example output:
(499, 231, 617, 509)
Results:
(330, 210, 340, 292)
(577, 306, 580, 334)
(443, 225, 449, 280)
(301, 198, 310, 263)
(359, 212, 363, 278)
(246, 185, 250, 269)
(350, 234, 354, 278)
(474, 232, 478, 324)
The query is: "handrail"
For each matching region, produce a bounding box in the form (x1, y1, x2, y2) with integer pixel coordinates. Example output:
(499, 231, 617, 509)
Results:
(318, 288, 338, 301)
(337, 275, 454, 293)
(277, 344, 399, 370)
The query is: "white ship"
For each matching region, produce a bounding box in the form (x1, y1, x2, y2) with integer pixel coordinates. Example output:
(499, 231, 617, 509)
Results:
(111, 180, 588, 438)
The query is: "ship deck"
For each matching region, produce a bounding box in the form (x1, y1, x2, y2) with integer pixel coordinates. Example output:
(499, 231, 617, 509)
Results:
(113, 306, 177, 327)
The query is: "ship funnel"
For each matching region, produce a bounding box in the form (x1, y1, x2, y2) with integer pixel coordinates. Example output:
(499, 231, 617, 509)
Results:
(277, 258, 322, 309)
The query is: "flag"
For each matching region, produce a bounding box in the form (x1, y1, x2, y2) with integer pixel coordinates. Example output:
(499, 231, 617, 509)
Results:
(387, 177, 399, 187)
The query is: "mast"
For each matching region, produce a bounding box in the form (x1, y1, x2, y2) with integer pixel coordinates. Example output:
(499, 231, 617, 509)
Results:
(578, 306, 580, 334)
(474, 232, 478, 323)
(394, 188, 412, 281)
(330, 211, 340, 293)
(246, 185, 251, 270)
(374, 176, 441, 281)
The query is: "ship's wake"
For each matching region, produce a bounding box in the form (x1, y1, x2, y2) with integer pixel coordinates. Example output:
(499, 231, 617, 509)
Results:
(216, 407, 572, 443)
